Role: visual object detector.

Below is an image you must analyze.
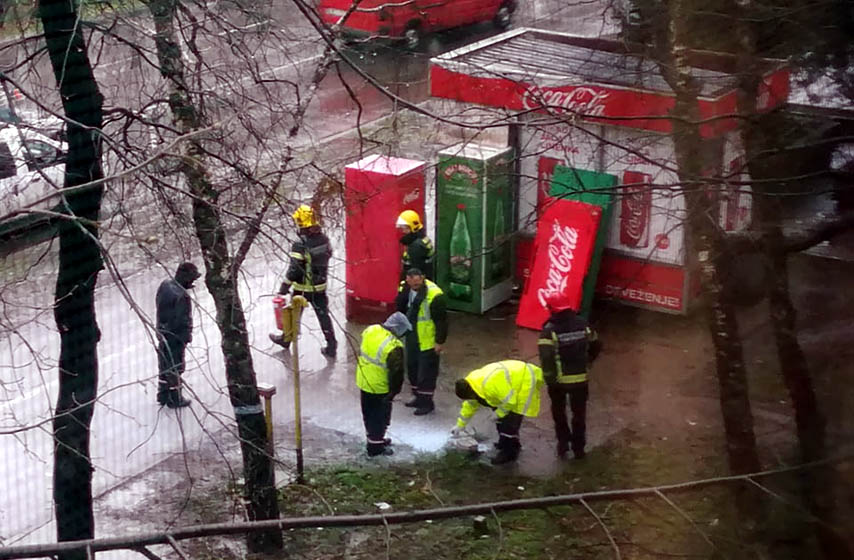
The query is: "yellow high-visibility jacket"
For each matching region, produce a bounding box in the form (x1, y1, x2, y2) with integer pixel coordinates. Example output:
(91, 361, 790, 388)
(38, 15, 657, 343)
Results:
(456, 360, 544, 428)
(356, 325, 404, 394)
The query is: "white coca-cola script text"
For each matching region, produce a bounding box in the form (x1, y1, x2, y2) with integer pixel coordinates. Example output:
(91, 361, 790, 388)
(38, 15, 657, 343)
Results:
(537, 221, 579, 308)
(402, 189, 420, 206)
(622, 191, 648, 244)
(522, 86, 610, 117)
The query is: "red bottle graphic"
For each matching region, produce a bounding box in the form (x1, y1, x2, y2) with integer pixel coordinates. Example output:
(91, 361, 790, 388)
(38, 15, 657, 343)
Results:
(619, 170, 651, 248)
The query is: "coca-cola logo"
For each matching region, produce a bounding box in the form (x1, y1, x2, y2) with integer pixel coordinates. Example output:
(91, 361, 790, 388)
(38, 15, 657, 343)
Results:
(538, 129, 580, 154)
(442, 163, 478, 185)
(536, 221, 579, 308)
(623, 153, 649, 165)
(402, 189, 420, 206)
(522, 86, 610, 117)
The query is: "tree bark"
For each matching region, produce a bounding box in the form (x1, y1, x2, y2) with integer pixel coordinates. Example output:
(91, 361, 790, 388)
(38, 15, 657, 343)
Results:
(663, 0, 762, 523)
(730, 1, 852, 555)
(38, 0, 105, 558)
(147, 0, 282, 551)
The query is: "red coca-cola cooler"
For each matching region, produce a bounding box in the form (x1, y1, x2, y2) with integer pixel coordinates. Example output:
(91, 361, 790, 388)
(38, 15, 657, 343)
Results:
(345, 155, 427, 323)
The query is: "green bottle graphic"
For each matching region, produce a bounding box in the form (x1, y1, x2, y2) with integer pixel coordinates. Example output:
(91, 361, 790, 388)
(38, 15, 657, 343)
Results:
(448, 203, 473, 301)
(491, 195, 506, 280)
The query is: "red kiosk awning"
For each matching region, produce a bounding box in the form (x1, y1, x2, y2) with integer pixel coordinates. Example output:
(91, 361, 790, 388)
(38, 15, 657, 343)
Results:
(429, 28, 789, 137)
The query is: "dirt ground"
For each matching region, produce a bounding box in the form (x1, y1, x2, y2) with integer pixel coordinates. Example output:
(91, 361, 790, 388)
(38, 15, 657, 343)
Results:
(82, 251, 854, 560)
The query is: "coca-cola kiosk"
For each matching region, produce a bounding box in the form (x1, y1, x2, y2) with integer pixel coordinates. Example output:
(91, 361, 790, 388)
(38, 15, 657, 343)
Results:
(429, 28, 789, 315)
(345, 154, 426, 323)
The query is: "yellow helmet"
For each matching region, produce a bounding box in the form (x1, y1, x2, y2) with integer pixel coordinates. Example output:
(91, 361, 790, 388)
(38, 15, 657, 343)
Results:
(396, 209, 423, 232)
(292, 204, 318, 228)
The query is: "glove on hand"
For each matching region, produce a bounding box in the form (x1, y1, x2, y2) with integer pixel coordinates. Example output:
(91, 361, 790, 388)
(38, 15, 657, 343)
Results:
(450, 426, 472, 438)
(278, 282, 291, 295)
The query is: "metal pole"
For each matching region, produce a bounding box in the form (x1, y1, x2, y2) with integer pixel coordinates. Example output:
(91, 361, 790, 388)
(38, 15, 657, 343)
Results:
(289, 296, 308, 484)
(257, 383, 277, 457)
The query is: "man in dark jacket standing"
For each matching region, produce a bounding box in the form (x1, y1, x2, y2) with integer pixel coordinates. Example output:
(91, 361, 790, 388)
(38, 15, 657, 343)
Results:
(356, 312, 411, 457)
(537, 292, 601, 459)
(156, 262, 201, 408)
(395, 267, 447, 415)
(397, 210, 435, 281)
(270, 204, 337, 357)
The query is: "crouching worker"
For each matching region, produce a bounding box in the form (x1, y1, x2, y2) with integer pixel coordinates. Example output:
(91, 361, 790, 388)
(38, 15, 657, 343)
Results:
(452, 360, 544, 465)
(357, 312, 412, 457)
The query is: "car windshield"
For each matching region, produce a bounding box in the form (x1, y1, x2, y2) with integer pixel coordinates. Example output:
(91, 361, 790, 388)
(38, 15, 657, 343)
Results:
(0, 106, 21, 124)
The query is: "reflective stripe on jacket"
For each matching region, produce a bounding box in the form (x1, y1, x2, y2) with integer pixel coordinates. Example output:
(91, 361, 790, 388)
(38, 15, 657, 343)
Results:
(356, 325, 403, 394)
(538, 309, 597, 385)
(537, 331, 588, 384)
(289, 245, 329, 292)
(285, 228, 331, 292)
(416, 279, 443, 351)
(456, 360, 544, 428)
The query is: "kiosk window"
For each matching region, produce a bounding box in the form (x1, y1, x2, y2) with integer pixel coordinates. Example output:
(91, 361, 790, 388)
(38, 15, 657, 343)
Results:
(0, 142, 16, 179)
(23, 140, 62, 171)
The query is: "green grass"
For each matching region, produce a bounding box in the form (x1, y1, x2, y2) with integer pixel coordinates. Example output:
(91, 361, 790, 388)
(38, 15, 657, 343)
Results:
(268, 431, 820, 560)
(176, 427, 821, 559)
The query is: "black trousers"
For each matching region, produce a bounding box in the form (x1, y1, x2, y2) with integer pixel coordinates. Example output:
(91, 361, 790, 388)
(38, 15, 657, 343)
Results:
(295, 290, 336, 347)
(496, 412, 523, 456)
(361, 391, 392, 455)
(405, 334, 439, 401)
(157, 336, 186, 403)
(547, 382, 588, 455)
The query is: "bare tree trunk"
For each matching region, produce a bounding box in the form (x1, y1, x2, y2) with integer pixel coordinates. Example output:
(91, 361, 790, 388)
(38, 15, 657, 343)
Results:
(663, 0, 761, 523)
(147, 0, 282, 551)
(38, 0, 105, 557)
(729, 3, 851, 554)
(763, 206, 851, 557)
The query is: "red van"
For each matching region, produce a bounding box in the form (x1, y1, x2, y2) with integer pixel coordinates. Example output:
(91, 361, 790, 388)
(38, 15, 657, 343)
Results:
(318, 0, 516, 49)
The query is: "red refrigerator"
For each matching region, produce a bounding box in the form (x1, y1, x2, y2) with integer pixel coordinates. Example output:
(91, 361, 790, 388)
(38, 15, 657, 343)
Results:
(345, 154, 427, 323)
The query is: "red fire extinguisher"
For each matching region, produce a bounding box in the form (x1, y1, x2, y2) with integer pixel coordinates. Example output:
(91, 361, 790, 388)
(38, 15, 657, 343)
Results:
(272, 294, 287, 331)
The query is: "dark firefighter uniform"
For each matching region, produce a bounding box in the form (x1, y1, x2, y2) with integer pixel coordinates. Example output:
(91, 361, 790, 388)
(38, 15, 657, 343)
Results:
(271, 205, 337, 357)
(156, 262, 200, 408)
(395, 271, 447, 415)
(399, 229, 435, 281)
(356, 312, 410, 456)
(397, 209, 435, 281)
(453, 360, 544, 465)
(538, 309, 601, 459)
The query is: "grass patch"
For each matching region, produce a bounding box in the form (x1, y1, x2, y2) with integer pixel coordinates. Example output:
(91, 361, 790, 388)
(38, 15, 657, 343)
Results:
(268, 430, 821, 560)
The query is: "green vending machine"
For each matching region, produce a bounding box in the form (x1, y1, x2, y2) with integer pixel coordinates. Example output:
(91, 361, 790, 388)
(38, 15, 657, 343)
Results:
(550, 166, 617, 318)
(436, 143, 514, 313)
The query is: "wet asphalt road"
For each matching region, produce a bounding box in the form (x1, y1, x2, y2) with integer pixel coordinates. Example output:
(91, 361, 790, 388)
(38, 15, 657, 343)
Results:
(0, 0, 619, 545)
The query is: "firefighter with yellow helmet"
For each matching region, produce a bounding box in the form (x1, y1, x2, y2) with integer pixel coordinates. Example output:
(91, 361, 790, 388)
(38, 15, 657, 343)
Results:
(396, 209, 435, 281)
(270, 204, 337, 357)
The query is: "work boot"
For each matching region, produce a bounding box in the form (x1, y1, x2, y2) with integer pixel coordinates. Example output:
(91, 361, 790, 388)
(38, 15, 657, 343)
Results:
(269, 333, 290, 350)
(321, 341, 337, 358)
(573, 449, 586, 460)
(404, 395, 419, 408)
(367, 446, 394, 457)
(556, 441, 569, 459)
(166, 397, 192, 409)
(490, 450, 519, 465)
(413, 400, 434, 416)
(157, 392, 168, 406)
(383, 437, 392, 445)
